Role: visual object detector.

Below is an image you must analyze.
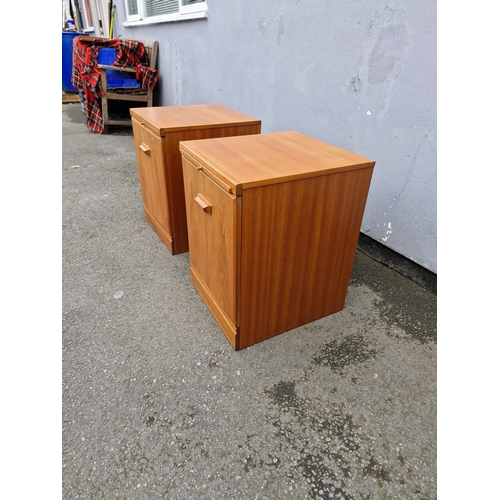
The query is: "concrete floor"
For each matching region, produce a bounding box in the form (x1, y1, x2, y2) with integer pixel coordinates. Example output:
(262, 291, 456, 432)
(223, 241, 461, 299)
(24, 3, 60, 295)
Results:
(62, 102, 437, 499)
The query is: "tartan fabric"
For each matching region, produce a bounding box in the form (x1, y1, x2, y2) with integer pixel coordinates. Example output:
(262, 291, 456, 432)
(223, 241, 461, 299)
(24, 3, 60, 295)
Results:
(136, 65, 159, 91)
(72, 37, 159, 134)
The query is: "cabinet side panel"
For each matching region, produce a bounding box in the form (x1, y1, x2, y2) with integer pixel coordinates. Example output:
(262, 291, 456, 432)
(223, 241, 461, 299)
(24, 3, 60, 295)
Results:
(239, 167, 374, 348)
(164, 125, 260, 254)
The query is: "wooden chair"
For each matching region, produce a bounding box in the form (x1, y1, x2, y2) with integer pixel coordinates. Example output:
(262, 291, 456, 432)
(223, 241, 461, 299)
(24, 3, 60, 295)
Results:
(98, 39, 159, 133)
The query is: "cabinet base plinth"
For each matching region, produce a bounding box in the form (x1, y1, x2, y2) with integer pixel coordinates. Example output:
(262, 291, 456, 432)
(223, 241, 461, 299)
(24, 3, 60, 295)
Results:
(190, 266, 239, 350)
(190, 264, 348, 351)
(143, 206, 188, 255)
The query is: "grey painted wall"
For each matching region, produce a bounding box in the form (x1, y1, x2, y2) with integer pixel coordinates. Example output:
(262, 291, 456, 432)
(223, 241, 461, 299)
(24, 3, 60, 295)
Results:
(112, 0, 437, 273)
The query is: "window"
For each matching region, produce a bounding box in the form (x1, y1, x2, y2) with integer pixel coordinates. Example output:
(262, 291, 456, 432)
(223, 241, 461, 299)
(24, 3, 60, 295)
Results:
(123, 0, 208, 25)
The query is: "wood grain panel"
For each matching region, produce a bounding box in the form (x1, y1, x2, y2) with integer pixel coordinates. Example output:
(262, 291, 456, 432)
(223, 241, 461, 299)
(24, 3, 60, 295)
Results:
(179, 131, 374, 194)
(130, 106, 260, 255)
(190, 266, 239, 350)
(131, 118, 171, 241)
(238, 168, 373, 349)
(182, 156, 239, 325)
(165, 125, 260, 253)
(130, 104, 261, 136)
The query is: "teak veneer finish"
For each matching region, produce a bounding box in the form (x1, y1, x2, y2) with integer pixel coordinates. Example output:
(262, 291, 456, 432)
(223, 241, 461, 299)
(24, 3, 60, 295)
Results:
(130, 104, 261, 254)
(180, 131, 376, 350)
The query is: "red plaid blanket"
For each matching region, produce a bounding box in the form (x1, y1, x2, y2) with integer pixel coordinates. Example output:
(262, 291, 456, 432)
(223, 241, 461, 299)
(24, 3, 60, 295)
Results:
(72, 37, 159, 134)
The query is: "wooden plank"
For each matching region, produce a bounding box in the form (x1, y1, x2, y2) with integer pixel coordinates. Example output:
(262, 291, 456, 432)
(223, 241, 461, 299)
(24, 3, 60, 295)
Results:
(62, 93, 81, 103)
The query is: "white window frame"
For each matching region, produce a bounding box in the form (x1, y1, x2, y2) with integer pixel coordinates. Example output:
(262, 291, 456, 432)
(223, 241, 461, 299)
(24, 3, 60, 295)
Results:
(123, 0, 208, 26)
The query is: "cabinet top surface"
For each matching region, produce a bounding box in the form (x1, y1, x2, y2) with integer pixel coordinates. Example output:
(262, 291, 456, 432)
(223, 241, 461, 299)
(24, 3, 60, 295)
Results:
(180, 131, 375, 193)
(129, 104, 261, 135)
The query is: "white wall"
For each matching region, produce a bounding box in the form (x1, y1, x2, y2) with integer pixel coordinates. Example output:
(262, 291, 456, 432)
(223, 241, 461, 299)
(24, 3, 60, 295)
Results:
(114, 0, 437, 273)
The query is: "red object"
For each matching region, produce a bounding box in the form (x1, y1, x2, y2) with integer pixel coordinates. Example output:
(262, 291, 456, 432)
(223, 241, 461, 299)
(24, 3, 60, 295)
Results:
(72, 37, 159, 134)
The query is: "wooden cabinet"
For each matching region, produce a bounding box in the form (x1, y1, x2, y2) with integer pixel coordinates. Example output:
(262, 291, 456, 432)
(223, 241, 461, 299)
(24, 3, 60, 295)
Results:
(180, 131, 376, 350)
(130, 105, 261, 254)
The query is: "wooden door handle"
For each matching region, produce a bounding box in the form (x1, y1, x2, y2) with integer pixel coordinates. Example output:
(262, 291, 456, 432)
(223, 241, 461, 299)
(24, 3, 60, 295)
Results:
(194, 194, 212, 214)
(139, 143, 150, 155)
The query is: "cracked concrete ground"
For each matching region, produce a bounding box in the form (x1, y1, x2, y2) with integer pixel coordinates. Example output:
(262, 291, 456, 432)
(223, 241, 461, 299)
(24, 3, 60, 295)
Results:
(62, 102, 437, 500)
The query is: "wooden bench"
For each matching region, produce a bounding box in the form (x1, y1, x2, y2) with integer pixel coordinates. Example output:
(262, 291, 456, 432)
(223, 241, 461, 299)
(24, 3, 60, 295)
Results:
(98, 38, 159, 133)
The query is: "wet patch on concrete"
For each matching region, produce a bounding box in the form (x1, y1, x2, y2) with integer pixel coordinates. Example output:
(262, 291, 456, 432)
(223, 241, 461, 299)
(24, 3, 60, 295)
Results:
(312, 335, 378, 372)
(259, 313, 436, 499)
(264, 379, 395, 499)
(350, 251, 437, 344)
(267, 380, 298, 408)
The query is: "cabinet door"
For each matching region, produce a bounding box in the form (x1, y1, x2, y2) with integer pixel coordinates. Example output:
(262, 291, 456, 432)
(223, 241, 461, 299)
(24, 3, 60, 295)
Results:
(132, 119, 171, 237)
(182, 156, 238, 326)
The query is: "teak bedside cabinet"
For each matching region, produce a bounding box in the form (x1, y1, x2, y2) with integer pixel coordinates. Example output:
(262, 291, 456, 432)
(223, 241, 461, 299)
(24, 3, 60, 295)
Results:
(130, 104, 261, 254)
(180, 131, 375, 350)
